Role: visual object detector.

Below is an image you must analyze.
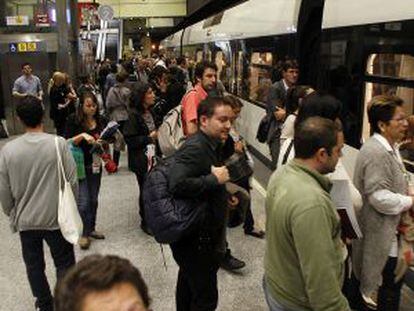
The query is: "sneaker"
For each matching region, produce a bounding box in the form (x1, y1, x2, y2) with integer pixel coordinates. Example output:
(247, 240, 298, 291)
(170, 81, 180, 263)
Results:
(89, 231, 105, 239)
(220, 254, 246, 271)
(79, 236, 91, 250)
(362, 293, 378, 310)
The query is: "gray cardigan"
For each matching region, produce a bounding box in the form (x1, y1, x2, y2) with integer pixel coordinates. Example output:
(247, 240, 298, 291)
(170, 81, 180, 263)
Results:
(106, 83, 130, 122)
(0, 133, 77, 232)
(352, 136, 407, 295)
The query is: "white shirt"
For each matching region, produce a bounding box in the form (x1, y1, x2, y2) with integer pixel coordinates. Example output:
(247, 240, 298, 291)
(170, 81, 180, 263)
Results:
(370, 133, 412, 256)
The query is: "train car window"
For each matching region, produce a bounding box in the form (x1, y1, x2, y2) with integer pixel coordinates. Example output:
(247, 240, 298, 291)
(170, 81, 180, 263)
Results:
(362, 53, 414, 141)
(369, 54, 414, 80)
(196, 51, 203, 63)
(236, 51, 244, 96)
(248, 52, 274, 104)
(251, 52, 273, 66)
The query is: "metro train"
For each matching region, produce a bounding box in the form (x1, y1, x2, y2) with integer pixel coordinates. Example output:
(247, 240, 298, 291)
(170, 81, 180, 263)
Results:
(160, 0, 414, 177)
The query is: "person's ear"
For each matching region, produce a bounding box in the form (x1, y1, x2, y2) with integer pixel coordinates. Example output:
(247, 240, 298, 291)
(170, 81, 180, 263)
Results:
(315, 147, 328, 163)
(199, 115, 208, 128)
(378, 121, 387, 133)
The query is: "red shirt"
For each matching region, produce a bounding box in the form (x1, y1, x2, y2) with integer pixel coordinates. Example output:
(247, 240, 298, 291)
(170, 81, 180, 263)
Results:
(181, 84, 208, 136)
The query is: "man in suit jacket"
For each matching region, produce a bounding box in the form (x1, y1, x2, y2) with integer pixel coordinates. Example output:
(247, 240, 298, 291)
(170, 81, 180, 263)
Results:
(266, 60, 299, 168)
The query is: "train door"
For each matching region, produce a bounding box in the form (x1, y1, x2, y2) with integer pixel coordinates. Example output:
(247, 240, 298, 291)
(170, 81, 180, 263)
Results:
(0, 51, 55, 135)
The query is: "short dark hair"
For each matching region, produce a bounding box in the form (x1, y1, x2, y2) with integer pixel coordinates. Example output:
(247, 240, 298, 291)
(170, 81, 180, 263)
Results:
(54, 255, 150, 311)
(285, 85, 312, 115)
(223, 95, 243, 110)
(16, 96, 44, 127)
(79, 75, 89, 85)
(150, 65, 168, 81)
(195, 61, 217, 81)
(295, 91, 342, 127)
(281, 59, 299, 72)
(110, 62, 118, 73)
(21, 62, 31, 69)
(294, 117, 338, 159)
(368, 95, 404, 134)
(177, 56, 186, 66)
(115, 71, 128, 83)
(197, 96, 229, 124)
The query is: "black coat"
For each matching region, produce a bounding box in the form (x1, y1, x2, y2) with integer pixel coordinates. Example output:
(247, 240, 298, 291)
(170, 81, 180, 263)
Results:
(168, 131, 229, 244)
(49, 85, 70, 124)
(123, 108, 155, 175)
(266, 79, 287, 143)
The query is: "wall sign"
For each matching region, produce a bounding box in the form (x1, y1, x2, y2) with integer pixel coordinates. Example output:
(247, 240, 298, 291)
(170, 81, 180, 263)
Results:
(8, 42, 39, 53)
(6, 16, 29, 26)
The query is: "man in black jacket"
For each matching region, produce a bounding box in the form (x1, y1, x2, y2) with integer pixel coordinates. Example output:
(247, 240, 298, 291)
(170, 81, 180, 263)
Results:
(168, 96, 233, 311)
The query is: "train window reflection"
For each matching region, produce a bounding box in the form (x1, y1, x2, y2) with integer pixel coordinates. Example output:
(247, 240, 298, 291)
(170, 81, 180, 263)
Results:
(368, 54, 414, 80)
(248, 52, 274, 103)
(251, 52, 273, 66)
(196, 51, 203, 63)
(248, 66, 272, 103)
(362, 82, 414, 140)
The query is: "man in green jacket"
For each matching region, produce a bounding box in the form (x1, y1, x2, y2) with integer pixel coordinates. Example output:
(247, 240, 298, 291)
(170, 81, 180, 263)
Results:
(264, 117, 350, 311)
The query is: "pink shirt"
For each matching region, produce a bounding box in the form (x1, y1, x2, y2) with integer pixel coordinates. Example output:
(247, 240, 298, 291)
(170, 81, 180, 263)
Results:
(181, 84, 208, 136)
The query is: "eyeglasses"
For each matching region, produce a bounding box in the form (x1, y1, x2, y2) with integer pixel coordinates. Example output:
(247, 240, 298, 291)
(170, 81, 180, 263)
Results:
(390, 116, 408, 123)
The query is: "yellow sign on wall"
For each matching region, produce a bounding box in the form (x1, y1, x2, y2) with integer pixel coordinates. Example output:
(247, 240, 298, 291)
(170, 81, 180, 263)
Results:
(27, 42, 37, 52)
(17, 43, 27, 52)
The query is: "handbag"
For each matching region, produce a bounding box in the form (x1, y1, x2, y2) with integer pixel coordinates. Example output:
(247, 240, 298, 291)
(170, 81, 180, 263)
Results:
(225, 152, 254, 182)
(55, 137, 83, 244)
(256, 114, 271, 143)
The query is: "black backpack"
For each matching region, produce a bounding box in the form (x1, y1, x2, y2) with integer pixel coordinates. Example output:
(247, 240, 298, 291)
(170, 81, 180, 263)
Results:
(143, 157, 207, 244)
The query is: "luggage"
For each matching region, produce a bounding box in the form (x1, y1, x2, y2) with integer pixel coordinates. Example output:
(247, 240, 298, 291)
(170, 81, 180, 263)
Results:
(143, 157, 207, 244)
(256, 114, 271, 143)
(224, 153, 254, 182)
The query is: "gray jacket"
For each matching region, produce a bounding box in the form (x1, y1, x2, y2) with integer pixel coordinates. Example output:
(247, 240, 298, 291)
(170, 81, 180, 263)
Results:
(0, 133, 78, 232)
(266, 79, 287, 143)
(352, 136, 407, 294)
(106, 83, 130, 122)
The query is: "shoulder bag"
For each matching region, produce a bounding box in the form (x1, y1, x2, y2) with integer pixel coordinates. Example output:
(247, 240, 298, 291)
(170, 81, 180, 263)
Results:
(55, 137, 83, 244)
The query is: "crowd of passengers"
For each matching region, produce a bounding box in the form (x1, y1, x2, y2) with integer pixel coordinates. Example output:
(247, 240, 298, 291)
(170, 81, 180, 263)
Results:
(1, 55, 414, 311)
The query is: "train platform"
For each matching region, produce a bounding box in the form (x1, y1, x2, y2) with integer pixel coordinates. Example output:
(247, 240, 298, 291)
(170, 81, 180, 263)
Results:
(0, 137, 413, 310)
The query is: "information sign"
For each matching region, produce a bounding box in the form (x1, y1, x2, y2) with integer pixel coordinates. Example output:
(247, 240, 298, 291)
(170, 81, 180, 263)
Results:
(17, 43, 27, 52)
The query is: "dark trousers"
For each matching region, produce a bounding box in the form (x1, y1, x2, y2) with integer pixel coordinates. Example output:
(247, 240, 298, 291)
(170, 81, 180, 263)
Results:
(268, 137, 280, 170)
(20, 230, 75, 311)
(170, 240, 220, 311)
(349, 257, 403, 311)
(113, 121, 126, 167)
(135, 172, 146, 226)
(238, 177, 255, 233)
(78, 167, 102, 236)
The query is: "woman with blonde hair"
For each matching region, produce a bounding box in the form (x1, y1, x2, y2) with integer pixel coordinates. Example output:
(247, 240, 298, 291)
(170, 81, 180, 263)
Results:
(49, 72, 73, 136)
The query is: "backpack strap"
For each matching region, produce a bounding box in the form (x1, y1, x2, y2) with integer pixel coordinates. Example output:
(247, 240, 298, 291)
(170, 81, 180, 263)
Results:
(282, 139, 294, 165)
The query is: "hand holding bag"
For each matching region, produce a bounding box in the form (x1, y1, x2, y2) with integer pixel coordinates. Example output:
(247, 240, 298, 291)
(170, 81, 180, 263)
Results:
(55, 137, 83, 244)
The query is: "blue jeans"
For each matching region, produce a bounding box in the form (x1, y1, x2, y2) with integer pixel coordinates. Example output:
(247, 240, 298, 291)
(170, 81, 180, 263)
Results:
(263, 277, 296, 311)
(78, 167, 102, 236)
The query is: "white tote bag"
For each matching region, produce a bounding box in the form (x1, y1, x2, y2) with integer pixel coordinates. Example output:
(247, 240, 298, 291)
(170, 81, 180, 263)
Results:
(55, 137, 83, 244)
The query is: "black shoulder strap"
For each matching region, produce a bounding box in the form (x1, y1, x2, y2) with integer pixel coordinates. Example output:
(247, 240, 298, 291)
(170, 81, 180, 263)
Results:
(282, 139, 294, 165)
